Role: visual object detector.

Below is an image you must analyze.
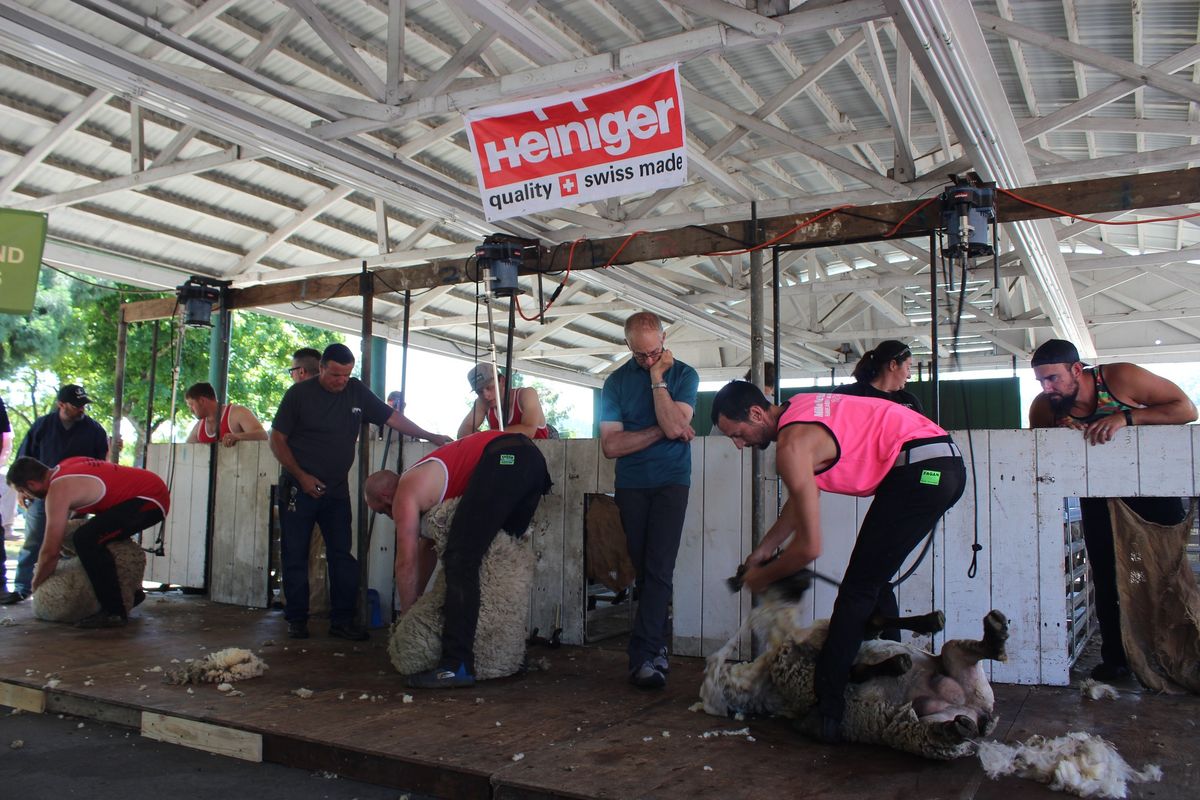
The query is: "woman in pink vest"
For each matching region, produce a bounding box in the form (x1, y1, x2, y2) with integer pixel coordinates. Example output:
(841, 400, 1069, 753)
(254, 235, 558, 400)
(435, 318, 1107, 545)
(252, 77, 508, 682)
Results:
(711, 381, 965, 744)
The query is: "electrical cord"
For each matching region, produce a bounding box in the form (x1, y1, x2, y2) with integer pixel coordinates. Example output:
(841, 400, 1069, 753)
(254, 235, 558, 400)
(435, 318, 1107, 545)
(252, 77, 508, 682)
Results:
(998, 188, 1200, 225)
(288, 273, 359, 311)
(42, 264, 169, 295)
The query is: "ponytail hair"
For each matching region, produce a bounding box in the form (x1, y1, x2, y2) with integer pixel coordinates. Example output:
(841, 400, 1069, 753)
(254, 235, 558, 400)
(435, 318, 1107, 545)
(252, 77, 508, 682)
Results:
(851, 340, 912, 384)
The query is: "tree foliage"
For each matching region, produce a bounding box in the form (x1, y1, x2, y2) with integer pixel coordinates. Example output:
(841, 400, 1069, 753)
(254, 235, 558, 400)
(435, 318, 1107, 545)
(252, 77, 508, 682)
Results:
(0, 268, 331, 463)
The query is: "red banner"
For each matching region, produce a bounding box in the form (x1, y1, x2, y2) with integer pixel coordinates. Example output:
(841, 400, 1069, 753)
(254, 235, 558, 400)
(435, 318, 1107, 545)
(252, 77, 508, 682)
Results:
(465, 66, 687, 222)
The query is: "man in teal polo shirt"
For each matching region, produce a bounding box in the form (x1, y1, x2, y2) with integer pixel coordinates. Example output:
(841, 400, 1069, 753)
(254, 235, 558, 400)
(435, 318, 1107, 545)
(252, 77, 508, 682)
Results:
(599, 311, 699, 689)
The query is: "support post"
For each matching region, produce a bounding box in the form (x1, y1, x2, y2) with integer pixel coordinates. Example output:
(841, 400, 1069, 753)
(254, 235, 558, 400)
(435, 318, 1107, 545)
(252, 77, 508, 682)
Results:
(112, 314, 128, 463)
(929, 231, 941, 424)
(141, 320, 160, 468)
(748, 203, 766, 551)
(357, 265, 373, 628)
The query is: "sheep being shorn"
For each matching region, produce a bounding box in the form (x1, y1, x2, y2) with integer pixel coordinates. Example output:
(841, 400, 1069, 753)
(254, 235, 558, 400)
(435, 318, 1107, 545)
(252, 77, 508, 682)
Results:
(388, 496, 540, 680)
(702, 592, 1008, 759)
(31, 535, 146, 624)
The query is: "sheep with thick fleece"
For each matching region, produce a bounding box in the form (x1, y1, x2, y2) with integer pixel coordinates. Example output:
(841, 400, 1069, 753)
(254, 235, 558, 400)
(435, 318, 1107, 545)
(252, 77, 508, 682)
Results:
(702, 599, 1008, 760)
(388, 496, 539, 680)
(31, 521, 146, 623)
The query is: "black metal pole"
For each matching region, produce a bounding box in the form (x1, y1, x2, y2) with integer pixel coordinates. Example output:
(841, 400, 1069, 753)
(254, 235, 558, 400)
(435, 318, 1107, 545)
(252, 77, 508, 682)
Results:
(397, 289, 411, 473)
(356, 265, 373, 628)
(141, 320, 160, 468)
(502, 298, 516, 418)
(930, 231, 941, 424)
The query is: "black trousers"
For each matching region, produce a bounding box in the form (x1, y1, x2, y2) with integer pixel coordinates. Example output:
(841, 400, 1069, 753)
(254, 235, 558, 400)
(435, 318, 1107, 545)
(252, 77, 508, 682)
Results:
(816, 455, 966, 722)
(440, 436, 552, 673)
(1078, 495, 1187, 668)
(614, 484, 690, 671)
(73, 499, 164, 616)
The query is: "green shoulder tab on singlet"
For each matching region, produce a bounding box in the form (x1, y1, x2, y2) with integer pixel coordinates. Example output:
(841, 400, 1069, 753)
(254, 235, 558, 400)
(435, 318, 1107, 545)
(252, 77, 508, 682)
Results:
(499, 454, 516, 465)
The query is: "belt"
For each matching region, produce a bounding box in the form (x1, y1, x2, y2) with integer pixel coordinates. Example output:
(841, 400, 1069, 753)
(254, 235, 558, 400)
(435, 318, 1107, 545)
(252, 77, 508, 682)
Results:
(893, 441, 961, 469)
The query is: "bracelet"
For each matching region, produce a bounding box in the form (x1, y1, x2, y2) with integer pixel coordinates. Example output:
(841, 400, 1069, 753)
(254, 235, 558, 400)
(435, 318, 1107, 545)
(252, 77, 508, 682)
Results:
(1123, 409, 1134, 427)
(650, 381, 668, 390)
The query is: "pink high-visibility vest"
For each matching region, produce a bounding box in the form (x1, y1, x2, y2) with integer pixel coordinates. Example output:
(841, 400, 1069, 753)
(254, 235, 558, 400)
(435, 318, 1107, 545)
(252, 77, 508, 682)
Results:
(777, 394, 949, 496)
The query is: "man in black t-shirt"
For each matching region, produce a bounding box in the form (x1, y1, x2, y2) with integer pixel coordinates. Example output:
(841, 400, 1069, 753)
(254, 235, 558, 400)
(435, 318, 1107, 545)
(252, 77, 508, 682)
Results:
(270, 343, 450, 641)
(4, 384, 110, 603)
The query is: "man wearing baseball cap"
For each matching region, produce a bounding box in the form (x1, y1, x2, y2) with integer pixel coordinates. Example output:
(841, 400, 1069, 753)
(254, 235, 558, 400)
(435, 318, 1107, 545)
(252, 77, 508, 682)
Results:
(457, 363, 550, 440)
(1029, 339, 1197, 680)
(3, 384, 110, 603)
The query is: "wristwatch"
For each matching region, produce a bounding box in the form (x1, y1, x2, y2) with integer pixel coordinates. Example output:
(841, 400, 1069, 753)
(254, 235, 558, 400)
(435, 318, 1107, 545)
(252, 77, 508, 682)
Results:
(1123, 409, 1135, 427)
(650, 381, 668, 390)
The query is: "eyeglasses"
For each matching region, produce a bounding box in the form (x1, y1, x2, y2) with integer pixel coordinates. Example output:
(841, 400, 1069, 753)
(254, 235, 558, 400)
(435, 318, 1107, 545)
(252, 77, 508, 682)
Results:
(630, 347, 663, 362)
(287, 366, 303, 375)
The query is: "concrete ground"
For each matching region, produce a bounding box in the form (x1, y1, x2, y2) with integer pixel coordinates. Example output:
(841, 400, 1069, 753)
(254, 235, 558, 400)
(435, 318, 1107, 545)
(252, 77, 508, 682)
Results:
(0, 709, 432, 800)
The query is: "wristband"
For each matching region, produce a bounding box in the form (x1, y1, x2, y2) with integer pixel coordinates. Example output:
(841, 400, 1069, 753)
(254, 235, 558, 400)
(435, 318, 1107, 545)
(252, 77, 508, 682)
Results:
(650, 381, 668, 390)
(1123, 409, 1134, 427)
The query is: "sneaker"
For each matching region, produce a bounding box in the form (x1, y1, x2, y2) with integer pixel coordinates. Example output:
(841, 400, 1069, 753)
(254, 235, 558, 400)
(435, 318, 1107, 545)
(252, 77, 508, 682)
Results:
(75, 611, 127, 629)
(628, 661, 667, 690)
(652, 646, 670, 674)
(328, 622, 369, 641)
(1090, 662, 1131, 681)
(287, 620, 310, 639)
(406, 663, 476, 689)
(0, 590, 29, 605)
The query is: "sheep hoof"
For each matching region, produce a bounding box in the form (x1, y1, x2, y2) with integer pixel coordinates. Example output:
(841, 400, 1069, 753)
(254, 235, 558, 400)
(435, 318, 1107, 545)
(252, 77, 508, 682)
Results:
(909, 610, 946, 635)
(850, 653, 912, 683)
(953, 714, 978, 739)
(983, 610, 1009, 662)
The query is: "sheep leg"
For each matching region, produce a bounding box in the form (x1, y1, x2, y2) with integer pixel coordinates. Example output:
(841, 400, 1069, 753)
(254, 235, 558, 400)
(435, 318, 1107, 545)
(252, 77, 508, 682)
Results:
(942, 610, 1009, 672)
(849, 652, 911, 683)
(914, 696, 980, 741)
(866, 609, 945, 636)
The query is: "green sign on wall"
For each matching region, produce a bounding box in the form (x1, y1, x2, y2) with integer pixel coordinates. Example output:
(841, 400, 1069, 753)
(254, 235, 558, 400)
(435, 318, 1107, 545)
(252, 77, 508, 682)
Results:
(0, 208, 48, 316)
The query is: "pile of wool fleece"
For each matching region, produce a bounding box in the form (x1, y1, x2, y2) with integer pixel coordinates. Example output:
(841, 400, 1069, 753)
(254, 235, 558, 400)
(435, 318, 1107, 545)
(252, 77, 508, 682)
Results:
(388, 497, 539, 680)
(978, 732, 1162, 798)
(164, 648, 268, 685)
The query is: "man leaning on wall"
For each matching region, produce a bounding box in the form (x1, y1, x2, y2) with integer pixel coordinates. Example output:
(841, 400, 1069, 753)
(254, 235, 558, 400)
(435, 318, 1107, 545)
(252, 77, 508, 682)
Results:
(1028, 339, 1197, 681)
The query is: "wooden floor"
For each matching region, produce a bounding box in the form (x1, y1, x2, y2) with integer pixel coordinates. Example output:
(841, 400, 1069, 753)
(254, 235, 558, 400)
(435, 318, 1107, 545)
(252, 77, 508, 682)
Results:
(0, 596, 1196, 800)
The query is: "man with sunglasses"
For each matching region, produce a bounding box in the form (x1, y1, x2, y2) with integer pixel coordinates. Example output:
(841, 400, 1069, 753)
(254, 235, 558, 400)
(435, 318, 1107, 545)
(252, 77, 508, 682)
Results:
(599, 311, 699, 689)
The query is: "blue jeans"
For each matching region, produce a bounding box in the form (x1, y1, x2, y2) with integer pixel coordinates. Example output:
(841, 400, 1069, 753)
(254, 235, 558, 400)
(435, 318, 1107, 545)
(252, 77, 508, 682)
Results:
(278, 480, 358, 626)
(614, 484, 690, 672)
(14, 498, 46, 595)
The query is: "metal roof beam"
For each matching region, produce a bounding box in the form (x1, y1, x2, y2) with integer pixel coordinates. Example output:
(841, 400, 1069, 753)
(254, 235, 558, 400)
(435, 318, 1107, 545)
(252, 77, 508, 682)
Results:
(888, 0, 1093, 356)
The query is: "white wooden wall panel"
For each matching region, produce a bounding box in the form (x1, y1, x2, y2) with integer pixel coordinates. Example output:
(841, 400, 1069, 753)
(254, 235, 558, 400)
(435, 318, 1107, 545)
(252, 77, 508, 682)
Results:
(208, 442, 272, 608)
(937, 431, 991, 655)
(1034, 428, 1087, 684)
(1084, 429, 1139, 497)
(672, 441, 706, 657)
(1136, 426, 1193, 497)
(529, 440, 566, 638)
(560, 438, 597, 646)
(700, 437, 744, 655)
(986, 430, 1040, 684)
(144, 443, 209, 589)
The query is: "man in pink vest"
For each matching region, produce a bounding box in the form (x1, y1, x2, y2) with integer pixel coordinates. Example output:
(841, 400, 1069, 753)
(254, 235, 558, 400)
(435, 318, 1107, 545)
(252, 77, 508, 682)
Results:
(364, 431, 552, 688)
(711, 381, 966, 743)
(7, 456, 170, 629)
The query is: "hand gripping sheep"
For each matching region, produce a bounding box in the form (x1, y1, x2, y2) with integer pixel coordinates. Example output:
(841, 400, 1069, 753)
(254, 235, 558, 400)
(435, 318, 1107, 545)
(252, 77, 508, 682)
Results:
(701, 573, 1009, 760)
(31, 520, 146, 624)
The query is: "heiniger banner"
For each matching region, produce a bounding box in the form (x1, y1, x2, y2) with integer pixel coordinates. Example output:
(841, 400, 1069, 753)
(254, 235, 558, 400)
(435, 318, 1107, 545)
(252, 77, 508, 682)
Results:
(464, 65, 687, 222)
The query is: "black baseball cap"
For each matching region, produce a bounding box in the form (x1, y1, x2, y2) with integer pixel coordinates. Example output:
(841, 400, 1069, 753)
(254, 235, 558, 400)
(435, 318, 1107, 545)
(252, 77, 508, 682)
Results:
(1030, 339, 1088, 368)
(57, 384, 92, 406)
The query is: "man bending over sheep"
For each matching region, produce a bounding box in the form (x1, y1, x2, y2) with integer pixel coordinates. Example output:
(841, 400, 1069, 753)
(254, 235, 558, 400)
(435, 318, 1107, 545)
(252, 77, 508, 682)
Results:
(364, 431, 552, 689)
(711, 382, 966, 744)
(6, 456, 169, 628)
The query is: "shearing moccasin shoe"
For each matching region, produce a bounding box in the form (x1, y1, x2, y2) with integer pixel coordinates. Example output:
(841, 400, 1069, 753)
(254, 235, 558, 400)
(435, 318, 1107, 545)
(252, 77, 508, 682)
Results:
(406, 663, 476, 689)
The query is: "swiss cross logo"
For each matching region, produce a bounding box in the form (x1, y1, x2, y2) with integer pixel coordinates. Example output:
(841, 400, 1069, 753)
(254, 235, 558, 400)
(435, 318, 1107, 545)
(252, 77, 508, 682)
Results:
(559, 174, 578, 196)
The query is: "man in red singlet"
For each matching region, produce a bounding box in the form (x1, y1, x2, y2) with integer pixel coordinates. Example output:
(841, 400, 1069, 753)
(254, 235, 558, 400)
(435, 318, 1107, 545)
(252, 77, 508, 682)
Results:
(6, 456, 170, 628)
(184, 382, 267, 447)
(364, 431, 552, 689)
(457, 364, 550, 440)
(1030, 338, 1197, 681)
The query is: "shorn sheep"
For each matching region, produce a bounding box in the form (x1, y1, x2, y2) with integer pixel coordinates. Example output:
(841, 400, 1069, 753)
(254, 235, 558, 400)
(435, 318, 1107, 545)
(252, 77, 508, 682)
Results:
(31, 522, 147, 623)
(388, 496, 540, 680)
(701, 579, 1008, 760)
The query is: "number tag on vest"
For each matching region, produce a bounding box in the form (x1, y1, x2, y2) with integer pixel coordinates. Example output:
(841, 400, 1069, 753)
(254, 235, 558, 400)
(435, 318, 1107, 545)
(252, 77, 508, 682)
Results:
(499, 454, 515, 465)
(919, 469, 941, 486)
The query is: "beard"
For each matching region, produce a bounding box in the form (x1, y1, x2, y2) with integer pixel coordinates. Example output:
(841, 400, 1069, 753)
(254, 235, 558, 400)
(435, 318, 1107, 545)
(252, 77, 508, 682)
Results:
(1047, 389, 1077, 415)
